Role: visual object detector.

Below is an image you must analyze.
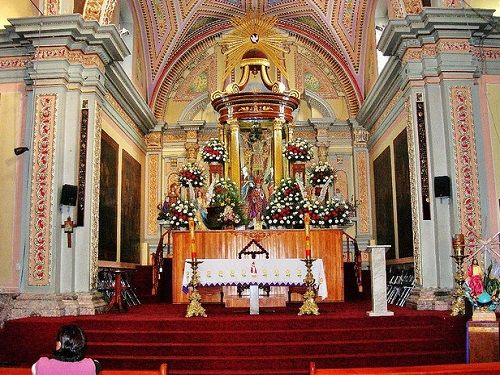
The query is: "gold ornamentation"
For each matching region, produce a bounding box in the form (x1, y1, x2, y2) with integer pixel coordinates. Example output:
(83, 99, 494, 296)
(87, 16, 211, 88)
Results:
(83, 0, 105, 21)
(221, 9, 289, 79)
(298, 258, 320, 316)
(185, 259, 207, 318)
(28, 94, 57, 286)
(147, 154, 160, 236)
(145, 132, 161, 149)
(0, 57, 30, 69)
(450, 236, 468, 316)
(356, 151, 369, 234)
(101, 0, 117, 25)
(405, 97, 421, 286)
(90, 104, 102, 289)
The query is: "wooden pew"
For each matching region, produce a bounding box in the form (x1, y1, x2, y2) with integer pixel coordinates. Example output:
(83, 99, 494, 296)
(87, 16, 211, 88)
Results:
(310, 361, 500, 374)
(0, 363, 168, 375)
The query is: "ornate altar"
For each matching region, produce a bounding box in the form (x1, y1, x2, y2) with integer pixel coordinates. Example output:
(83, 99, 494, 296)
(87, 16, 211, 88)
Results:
(172, 228, 344, 304)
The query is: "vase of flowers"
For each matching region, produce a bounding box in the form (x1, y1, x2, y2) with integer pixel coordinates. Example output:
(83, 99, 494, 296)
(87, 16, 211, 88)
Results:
(201, 138, 228, 163)
(178, 163, 206, 188)
(283, 138, 313, 162)
(168, 199, 197, 229)
(308, 162, 335, 187)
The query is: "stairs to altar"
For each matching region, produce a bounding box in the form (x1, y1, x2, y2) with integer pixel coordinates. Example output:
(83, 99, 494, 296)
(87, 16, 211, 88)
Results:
(0, 303, 467, 375)
(79, 306, 465, 375)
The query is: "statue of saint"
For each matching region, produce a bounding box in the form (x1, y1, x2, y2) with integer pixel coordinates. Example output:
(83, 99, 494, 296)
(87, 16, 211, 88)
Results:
(467, 258, 484, 298)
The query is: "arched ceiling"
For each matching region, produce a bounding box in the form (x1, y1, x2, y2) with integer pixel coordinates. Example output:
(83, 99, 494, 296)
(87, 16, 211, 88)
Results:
(130, 0, 375, 115)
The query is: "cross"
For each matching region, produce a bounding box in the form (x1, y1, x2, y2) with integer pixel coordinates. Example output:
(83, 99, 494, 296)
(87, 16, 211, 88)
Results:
(61, 216, 77, 248)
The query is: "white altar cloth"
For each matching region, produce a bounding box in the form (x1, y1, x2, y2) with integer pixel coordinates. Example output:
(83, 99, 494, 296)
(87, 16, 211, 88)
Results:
(182, 258, 328, 299)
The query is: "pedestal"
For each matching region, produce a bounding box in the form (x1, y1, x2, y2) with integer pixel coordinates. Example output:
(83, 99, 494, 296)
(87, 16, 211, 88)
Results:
(467, 320, 499, 363)
(366, 245, 393, 317)
(249, 285, 259, 315)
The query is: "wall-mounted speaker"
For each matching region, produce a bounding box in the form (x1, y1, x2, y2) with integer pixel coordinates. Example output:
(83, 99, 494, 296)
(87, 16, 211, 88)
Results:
(60, 184, 78, 206)
(434, 176, 451, 198)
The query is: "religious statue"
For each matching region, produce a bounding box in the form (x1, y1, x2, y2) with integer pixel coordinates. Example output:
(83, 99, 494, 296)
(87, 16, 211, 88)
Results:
(466, 258, 484, 298)
(246, 176, 267, 227)
(168, 183, 180, 205)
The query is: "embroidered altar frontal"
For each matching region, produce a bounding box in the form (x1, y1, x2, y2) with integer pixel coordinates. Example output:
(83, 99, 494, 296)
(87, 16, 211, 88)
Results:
(182, 258, 328, 299)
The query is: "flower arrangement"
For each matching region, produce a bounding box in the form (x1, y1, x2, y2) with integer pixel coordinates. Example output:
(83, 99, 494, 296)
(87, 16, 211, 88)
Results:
(219, 205, 242, 227)
(283, 137, 313, 162)
(307, 198, 354, 227)
(322, 198, 354, 226)
(207, 178, 247, 228)
(263, 178, 309, 228)
(178, 163, 206, 188)
(308, 162, 335, 187)
(201, 138, 228, 163)
(168, 199, 197, 228)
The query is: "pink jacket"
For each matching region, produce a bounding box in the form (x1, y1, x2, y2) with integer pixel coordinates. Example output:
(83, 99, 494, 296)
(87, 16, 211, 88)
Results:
(33, 357, 96, 375)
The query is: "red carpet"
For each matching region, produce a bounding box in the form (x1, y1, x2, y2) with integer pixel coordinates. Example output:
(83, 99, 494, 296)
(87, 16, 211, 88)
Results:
(0, 301, 467, 375)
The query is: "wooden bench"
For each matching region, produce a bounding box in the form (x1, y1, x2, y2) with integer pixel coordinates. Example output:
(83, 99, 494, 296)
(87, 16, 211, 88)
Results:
(310, 361, 500, 374)
(0, 363, 168, 375)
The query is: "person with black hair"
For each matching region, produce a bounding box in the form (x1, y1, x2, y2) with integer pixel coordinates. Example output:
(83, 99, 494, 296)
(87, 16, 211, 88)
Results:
(32, 324, 101, 374)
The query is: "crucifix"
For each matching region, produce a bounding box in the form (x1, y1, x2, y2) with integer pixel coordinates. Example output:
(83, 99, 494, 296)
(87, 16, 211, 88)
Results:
(61, 216, 77, 248)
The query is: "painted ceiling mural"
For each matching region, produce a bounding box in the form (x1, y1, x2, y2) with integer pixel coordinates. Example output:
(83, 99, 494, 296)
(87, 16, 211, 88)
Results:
(129, 0, 374, 116)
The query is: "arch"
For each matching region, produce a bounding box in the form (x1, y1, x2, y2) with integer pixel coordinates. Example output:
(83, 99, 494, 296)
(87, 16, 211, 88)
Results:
(178, 93, 211, 122)
(302, 89, 336, 119)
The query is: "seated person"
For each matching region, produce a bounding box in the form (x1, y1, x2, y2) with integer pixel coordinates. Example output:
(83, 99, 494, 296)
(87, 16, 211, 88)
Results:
(32, 324, 101, 374)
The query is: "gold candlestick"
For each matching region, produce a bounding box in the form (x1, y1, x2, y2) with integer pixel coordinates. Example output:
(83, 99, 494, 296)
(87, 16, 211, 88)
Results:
(185, 258, 207, 318)
(298, 257, 320, 315)
(450, 233, 468, 316)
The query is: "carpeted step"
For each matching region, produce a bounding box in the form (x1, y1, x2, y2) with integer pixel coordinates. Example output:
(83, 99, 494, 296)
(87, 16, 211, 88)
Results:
(87, 337, 458, 357)
(84, 324, 442, 343)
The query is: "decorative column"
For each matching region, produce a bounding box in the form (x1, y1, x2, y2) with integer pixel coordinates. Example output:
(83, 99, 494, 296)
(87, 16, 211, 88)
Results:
(228, 118, 241, 189)
(272, 118, 285, 185)
(366, 245, 394, 317)
(351, 122, 372, 245)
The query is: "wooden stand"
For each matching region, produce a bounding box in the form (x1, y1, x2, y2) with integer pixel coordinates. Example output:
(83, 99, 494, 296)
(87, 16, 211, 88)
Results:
(105, 270, 128, 313)
(467, 319, 499, 362)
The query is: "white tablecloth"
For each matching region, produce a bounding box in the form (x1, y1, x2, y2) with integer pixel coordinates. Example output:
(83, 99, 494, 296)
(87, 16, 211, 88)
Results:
(182, 258, 327, 299)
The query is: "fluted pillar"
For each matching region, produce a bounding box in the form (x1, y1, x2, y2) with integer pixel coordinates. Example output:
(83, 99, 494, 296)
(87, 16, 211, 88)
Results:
(272, 118, 285, 185)
(228, 118, 241, 189)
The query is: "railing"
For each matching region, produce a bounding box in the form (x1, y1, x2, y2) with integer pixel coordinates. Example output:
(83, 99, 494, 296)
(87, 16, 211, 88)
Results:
(342, 231, 363, 292)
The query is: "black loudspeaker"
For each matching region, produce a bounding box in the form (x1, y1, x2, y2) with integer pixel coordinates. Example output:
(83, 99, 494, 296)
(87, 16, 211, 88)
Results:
(60, 184, 78, 206)
(434, 176, 451, 198)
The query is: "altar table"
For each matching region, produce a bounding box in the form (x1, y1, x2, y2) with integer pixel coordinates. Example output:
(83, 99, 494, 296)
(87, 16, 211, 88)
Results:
(172, 229, 344, 303)
(182, 258, 327, 299)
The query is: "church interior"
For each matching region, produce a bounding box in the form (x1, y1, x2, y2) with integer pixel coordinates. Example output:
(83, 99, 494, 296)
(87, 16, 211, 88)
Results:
(0, 0, 500, 374)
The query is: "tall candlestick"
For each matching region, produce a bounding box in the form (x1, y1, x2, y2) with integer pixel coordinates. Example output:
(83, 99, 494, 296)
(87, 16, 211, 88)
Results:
(189, 218, 197, 259)
(304, 213, 311, 258)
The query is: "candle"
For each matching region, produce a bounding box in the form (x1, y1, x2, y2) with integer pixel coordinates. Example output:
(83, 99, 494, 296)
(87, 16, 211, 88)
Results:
(189, 218, 197, 259)
(452, 233, 464, 257)
(304, 213, 311, 258)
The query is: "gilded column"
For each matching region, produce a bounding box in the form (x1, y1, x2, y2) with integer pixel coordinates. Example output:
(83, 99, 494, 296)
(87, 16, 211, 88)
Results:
(273, 118, 285, 185)
(228, 118, 241, 189)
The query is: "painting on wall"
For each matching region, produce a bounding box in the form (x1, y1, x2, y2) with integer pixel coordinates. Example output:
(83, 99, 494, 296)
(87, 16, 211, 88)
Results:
(120, 150, 141, 264)
(394, 129, 414, 259)
(373, 147, 395, 259)
(98, 131, 118, 261)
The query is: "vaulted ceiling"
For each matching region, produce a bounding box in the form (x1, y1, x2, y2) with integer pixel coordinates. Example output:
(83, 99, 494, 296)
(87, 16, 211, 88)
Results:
(130, 0, 376, 114)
